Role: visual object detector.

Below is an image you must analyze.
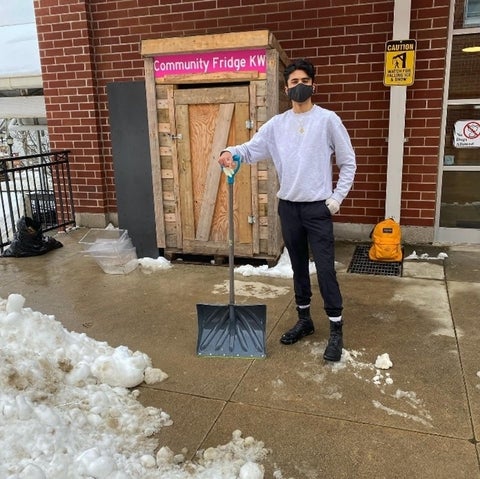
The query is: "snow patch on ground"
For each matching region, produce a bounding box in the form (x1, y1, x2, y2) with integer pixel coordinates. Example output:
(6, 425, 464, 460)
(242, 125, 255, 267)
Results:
(138, 256, 173, 273)
(234, 248, 315, 279)
(279, 342, 434, 428)
(391, 281, 456, 337)
(212, 279, 290, 299)
(404, 251, 448, 260)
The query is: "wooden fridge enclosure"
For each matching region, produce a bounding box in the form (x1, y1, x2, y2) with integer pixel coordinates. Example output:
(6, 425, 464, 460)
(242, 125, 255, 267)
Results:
(141, 30, 290, 261)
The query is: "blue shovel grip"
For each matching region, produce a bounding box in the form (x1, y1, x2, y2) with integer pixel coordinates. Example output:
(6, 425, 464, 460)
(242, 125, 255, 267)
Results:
(226, 155, 241, 184)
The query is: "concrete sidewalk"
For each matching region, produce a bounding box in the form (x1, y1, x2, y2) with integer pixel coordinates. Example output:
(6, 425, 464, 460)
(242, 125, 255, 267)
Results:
(1, 228, 479, 478)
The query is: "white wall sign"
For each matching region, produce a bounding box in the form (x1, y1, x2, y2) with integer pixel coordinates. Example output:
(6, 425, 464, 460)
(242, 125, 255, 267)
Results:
(453, 120, 480, 148)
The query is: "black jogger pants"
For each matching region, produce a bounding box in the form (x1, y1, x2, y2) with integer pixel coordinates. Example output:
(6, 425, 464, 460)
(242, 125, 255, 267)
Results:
(278, 199, 343, 318)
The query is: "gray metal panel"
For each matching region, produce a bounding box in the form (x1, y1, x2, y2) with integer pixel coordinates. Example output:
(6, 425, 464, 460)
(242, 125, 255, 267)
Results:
(107, 81, 158, 259)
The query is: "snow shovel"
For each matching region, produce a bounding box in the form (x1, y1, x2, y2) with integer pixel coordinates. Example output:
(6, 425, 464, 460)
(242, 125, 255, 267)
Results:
(196, 156, 267, 358)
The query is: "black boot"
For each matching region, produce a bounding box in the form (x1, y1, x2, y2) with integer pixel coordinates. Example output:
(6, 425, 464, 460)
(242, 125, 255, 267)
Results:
(280, 307, 314, 345)
(323, 320, 343, 362)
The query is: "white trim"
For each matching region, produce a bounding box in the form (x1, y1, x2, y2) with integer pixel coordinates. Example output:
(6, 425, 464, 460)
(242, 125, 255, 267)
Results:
(452, 27, 480, 34)
(8, 124, 47, 131)
(443, 165, 480, 171)
(0, 96, 46, 118)
(447, 98, 480, 104)
(385, 0, 411, 222)
(333, 222, 434, 244)
(0, 75, 42, 90)
(436, 227, 480, 243)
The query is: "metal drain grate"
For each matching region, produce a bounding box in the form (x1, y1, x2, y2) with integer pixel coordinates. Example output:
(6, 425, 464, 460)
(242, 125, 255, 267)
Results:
(347, 245, 403, 277)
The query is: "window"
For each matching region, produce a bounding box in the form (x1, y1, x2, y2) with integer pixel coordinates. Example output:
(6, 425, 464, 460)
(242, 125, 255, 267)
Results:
(465, 0, 480, 26)
(449, 33, 480, 98)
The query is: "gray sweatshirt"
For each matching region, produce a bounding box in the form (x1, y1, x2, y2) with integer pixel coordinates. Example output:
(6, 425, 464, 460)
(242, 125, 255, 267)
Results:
(226, 104, 356, 204)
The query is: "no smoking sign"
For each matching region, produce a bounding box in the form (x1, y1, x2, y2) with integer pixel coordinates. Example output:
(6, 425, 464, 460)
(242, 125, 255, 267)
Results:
(463, 121, 480, 139)
(454, 120, 480, 148)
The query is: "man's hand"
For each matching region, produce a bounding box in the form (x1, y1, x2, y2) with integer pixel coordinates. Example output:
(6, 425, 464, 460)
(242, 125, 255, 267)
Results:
(325, 198, 340, 215)
(218, 150, 234, 168)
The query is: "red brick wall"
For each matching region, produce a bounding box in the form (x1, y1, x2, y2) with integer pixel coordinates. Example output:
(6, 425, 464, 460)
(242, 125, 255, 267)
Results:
(33, 0, 450, 227)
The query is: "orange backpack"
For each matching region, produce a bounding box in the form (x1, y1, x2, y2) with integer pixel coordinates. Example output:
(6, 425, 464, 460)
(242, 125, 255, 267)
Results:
(369, 218, 402, 262)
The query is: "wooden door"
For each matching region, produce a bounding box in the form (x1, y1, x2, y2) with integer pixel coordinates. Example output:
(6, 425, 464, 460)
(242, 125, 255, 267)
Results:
(174, 86, 253, 256)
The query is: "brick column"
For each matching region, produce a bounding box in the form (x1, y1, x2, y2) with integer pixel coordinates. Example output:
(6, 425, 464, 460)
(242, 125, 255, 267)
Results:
(34, 0, 111, 226)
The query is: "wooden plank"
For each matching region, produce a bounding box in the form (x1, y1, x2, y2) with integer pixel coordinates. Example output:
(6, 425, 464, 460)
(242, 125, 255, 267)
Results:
(175, 87, 249, 105)
(159, 146, 171, 156)
(167, 85, 183, 247)
(144, 57, 166, 248)
(158, 122, 170, 133)
(163, 191, 175, 201)
(141, 30, 271, 56)
(233, 101, 252, 247)
(155, 71, 263, 84)
(181, 239, 253, 257)
(176, 103, 195, 241)
(267, 159, 281, 256)
(257, 107, 268, 123)
(266, 49, 280, 122)
(266, 49, 283, 257)
(161, 169, 174, 179)
(209, 97, 252, 254)
(267, 31, 290, 67)
(195, 103, 235, 241)
(259, 227, 269, 240)
(155, 85, 168, 98)
(249, 82, 260, 254)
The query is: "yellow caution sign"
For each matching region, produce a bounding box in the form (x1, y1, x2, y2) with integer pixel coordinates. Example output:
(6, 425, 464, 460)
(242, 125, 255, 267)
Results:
(384, 39, 416, 86)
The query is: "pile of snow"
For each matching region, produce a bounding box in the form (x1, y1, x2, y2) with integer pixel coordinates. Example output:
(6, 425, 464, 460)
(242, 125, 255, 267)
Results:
(0, 294, 270, 478)
(404, 251, 448, 260)
(235, 248, 315, 278)
(375, 353, 393, 370)
(138, 256, 173, 273)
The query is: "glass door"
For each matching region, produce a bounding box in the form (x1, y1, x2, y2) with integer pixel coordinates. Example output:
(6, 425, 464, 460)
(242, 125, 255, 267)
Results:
(436, 10, 480, 243)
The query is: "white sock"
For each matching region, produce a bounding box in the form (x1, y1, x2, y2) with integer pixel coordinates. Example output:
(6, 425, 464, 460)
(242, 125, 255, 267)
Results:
(297, 304, 310, 309)
(329, 316, 342, 322)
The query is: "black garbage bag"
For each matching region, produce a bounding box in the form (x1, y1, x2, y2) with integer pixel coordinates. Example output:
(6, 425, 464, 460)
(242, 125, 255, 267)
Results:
(1, 216, 63, 258)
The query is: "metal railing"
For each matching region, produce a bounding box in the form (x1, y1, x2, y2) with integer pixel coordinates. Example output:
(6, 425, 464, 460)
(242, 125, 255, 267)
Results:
(0, 150, 75, 253)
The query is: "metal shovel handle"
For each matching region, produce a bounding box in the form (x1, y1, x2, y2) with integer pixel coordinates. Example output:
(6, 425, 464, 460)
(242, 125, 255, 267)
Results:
(227, 155, 241, 304)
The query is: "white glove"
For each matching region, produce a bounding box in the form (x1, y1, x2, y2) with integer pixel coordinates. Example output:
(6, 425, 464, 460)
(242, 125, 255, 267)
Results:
(222, 167, 235, 177)
(325, 198, 340, 215)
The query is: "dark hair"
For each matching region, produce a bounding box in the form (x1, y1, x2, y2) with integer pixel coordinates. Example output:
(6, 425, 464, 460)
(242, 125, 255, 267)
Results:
(283, 58, 315, 84)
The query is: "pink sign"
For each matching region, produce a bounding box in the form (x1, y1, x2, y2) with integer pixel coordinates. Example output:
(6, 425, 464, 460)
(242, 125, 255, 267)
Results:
(153, 49, 266, 78)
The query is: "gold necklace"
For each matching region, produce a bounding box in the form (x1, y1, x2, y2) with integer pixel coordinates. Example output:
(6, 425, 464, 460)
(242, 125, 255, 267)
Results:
(293, 114, 305, 134)
(292, 105, 313, 133)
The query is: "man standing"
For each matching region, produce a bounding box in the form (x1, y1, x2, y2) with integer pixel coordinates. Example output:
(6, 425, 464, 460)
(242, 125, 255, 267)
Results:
(219, 59, 356, 362)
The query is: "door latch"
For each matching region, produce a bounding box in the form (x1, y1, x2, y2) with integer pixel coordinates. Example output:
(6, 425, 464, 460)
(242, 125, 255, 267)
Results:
(169, 133, 183, 140)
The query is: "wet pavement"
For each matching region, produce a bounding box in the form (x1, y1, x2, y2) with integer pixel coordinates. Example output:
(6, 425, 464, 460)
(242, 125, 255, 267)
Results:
(1, 228, 479, 478)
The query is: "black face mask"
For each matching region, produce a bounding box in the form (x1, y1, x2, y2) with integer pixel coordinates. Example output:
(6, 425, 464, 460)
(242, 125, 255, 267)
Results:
(287, 83, 314, 103)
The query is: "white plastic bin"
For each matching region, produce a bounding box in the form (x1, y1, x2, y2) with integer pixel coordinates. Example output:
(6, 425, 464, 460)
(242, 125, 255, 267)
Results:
(79, 228, 129, 249)
(79, 228, 138, 274)
(89, 247, 138, 274)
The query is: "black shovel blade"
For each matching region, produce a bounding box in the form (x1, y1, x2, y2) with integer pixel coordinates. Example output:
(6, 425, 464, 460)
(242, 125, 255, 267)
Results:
(196, 303, 267, 358)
